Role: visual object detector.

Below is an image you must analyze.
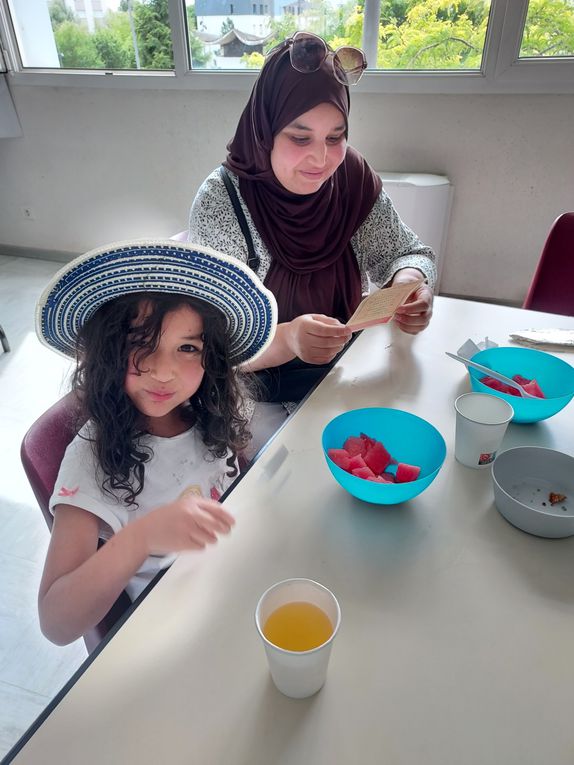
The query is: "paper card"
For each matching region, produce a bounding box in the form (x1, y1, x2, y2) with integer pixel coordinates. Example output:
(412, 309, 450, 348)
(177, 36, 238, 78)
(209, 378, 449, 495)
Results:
(346, 279, 423, 331)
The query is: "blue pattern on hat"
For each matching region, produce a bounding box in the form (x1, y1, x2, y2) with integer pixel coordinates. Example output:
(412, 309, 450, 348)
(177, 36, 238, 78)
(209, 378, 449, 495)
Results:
(37, 241, 277, 366)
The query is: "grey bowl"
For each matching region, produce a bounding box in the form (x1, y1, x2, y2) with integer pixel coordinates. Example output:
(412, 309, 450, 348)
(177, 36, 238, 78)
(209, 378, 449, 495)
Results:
(492, 447, 574, 538)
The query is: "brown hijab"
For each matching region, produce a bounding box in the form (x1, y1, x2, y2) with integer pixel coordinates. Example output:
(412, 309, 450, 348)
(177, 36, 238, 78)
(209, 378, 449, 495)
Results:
(224, 45, 382, 324)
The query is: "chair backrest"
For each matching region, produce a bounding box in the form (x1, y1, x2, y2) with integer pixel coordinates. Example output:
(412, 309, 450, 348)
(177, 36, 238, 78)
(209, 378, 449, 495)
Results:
(20, 391, 82, 530)
(523, 212, 574, 316)
(21, 392, 131, 652)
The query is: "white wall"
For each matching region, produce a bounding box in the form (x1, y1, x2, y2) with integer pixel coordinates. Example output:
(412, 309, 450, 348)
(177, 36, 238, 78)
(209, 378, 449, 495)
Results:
(1, 85, 573, 303)
(11, 0, 60, 67)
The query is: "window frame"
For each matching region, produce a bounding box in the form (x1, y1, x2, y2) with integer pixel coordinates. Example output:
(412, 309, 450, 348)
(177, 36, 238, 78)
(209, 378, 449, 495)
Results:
(0, 0, 573, 93)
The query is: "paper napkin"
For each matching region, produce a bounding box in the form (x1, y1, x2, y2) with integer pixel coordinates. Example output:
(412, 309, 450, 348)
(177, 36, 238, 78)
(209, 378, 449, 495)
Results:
(509, 329, 574, 350)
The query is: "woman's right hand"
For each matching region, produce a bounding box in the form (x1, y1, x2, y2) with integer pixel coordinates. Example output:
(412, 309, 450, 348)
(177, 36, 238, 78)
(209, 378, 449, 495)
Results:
(137, 495, 235, 556)
(286, 314, 352, 365)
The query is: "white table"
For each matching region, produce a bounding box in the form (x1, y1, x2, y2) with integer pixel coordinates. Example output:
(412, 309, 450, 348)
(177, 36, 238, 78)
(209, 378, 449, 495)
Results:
(7, 297, 574, 765)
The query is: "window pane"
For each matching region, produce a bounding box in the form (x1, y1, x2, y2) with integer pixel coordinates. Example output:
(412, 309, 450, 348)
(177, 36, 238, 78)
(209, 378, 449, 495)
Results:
(7, 0, 174, 70)
(186, 0, 270, 69)
(185, 0, 492, 71)
(519, 0, 574, 58)
(375, 0, 492, 70)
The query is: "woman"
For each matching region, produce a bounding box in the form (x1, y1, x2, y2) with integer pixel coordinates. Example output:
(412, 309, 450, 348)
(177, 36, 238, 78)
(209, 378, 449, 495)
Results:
(189, 33, 436, 452)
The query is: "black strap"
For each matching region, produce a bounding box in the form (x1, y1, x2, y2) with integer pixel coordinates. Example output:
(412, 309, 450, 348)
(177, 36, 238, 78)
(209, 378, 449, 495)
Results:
(219, 165, 260, 273)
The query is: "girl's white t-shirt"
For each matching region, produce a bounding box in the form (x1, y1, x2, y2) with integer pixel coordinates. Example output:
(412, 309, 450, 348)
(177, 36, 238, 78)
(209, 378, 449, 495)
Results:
(49, 424, 238, 600)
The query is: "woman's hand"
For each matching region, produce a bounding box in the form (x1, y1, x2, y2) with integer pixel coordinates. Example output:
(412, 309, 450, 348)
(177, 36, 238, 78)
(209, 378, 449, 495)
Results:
(137, 495, 235, 556)
(391, 268, 434, 335)
(286, 314, 352, 365)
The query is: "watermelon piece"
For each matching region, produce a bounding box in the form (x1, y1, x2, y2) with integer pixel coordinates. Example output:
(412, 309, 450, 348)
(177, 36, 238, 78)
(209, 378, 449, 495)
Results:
(522, 379, 546, 398)
(348, 454, 367, 471)
(395, 462, 421, 483)
(480, 376, 521, 397)
(364, 441, 392, 475)
(344, 436, 367, 457)
(512, 374, 531, 386)
(367, 475, 391, 483)
(360, 432, 377, 450)
(352, 466, 375, 480)
(379, 472, 396, 483)
(512, 373, 546, 398)
(328, 448, 351, 471)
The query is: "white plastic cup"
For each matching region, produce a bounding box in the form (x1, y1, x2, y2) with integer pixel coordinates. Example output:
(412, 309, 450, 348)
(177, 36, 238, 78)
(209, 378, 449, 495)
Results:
(454, 392, 514, 469)
(255, 578, 341, 699)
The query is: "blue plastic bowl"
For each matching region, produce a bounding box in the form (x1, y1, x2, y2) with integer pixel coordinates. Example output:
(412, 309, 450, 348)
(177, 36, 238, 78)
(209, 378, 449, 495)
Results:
(468, 346, 574, 424)
(322, 407, 446, 505)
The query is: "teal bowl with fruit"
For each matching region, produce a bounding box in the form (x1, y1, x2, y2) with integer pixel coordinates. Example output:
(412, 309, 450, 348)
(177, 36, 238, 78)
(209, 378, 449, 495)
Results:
(468, 346, 574, 424)
(322, 407, 446, 505)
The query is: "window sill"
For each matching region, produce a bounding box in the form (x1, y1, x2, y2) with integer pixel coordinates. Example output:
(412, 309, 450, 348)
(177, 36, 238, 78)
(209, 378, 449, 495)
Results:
(5, 62, 574, 94)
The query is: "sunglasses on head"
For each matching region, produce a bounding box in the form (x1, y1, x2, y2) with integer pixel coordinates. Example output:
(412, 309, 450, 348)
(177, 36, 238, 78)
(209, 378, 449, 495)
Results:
(268, 32, 367, 86)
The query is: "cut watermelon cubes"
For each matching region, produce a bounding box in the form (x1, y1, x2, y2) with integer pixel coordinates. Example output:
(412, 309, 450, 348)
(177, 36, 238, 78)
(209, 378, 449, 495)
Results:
(521, 379, 545, 398)
(352, 466, 375, 480)
(395, 463, 421, 483)
(480, 376, 521, 396)
(327, 448, 351, 471)
(328, 432, 421, 484)
(480, 373, 546, 398)
(343, 435, 367, 457)
(364, 441, 392, 475)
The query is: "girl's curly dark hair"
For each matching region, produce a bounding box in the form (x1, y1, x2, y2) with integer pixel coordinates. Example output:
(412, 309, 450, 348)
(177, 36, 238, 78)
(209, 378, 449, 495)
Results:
(72, 292, 252, 506)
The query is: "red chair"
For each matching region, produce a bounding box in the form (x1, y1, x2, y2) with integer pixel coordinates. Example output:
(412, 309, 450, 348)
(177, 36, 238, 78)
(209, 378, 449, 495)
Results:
(21, 392, 131, 653)
(523, 212, 574, 316)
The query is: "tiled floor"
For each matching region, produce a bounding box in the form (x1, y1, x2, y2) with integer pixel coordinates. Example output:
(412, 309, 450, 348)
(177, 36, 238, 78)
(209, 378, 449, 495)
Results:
(0, 255, 87, 760)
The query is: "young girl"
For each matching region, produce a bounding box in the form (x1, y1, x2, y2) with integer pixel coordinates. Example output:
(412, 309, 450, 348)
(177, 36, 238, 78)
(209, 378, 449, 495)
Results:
(35, 240, 277, 645)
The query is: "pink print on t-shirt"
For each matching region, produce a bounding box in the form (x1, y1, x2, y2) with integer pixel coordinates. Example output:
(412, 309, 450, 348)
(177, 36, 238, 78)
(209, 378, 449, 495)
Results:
(58, 486, 79, 497)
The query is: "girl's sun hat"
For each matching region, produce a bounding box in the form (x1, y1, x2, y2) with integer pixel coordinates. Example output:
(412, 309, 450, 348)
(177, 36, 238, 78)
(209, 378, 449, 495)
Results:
(36, 239, 278, 366)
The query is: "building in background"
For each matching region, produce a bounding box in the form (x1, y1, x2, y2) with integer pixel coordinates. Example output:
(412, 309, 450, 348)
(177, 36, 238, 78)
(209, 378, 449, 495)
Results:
(63, 0, 106, 34)
(195, 0, 275, 37)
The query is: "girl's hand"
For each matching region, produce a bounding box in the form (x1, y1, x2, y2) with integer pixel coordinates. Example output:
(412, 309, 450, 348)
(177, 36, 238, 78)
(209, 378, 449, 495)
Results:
(287, 314, 352, 365)
(136, 495, 235, 556)
(391, 268, 434, 335)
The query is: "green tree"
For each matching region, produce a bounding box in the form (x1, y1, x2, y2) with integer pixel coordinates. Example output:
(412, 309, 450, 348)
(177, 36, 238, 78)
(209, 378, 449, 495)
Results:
(183, 3, 213, 67)
(379, 1, 413, 26)
(105, 11, 134, 45)
(49, 0, 75, 28)
(265, 14, 298, 49)
(134, 0, 174, 69)
(93, 27, 132, 68)
(382, 0, 489, 69)
(54, 21, 103, 68)
(189, 32, 213, 68)
(323, 0, 358, 41)
(241, 50, 265, 68)
(186, 5, 197, 30)
(521, 0, 574, 56)
(221, 17, 235, 35)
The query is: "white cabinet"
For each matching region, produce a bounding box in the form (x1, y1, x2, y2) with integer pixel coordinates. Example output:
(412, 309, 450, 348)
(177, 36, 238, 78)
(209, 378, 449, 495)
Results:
(377, 172, 453, 294)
